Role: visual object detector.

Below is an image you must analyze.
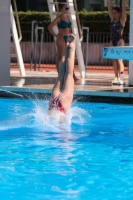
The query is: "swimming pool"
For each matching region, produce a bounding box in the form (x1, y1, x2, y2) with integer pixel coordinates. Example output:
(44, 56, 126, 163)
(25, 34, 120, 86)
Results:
(0, 98, 133, 200)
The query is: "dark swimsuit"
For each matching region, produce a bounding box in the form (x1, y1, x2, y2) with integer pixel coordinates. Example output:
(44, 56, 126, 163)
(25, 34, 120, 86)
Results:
(57, 17, 72, 43)
(110, 21, 124, 46)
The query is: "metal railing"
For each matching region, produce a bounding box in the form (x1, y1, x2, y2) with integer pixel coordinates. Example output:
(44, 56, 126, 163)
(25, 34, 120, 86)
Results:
(30, 21, 44, 71)
(88, 32, 129, 67)
(81, 20, 129, 34)
(82, 27, 89, 67)
(11, 22, 129, 70)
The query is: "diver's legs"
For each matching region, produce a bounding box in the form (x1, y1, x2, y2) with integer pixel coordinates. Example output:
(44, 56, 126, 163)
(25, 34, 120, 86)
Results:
(60, 42, 76, 110)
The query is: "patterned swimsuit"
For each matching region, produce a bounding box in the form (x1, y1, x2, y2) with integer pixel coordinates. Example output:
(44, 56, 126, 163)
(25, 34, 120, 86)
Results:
(49, 96, 66, 114)
(110, 21, 124, 46)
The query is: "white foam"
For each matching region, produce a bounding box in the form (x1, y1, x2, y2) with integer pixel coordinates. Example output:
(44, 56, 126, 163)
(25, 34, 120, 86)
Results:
(0, 100, 91, 131)
(32, 102, 91, 131)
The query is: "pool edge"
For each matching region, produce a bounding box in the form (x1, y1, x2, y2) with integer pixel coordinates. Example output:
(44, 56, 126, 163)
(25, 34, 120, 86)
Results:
(0, 86, 133, 104)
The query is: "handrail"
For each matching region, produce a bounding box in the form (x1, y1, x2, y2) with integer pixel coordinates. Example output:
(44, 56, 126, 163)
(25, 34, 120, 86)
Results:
(82, 27, 89, 68)
(73, 0, 83, 42)
(12, 0, 22, 42)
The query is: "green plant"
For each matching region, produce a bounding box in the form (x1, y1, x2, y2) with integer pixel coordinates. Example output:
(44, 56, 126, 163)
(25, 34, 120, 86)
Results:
(17, 11, 129, 41)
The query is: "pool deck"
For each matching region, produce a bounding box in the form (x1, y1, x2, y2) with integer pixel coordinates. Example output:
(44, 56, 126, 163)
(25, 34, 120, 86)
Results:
(0, 69, 133, 102)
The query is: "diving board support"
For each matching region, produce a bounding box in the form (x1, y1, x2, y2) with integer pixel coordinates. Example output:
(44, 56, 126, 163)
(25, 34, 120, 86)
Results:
(10, 5, 25, 76)
(47, 0, 86, 78)
(66, 0, 85, 78)
(0, 0, 10, 86)
(47, 0, 59, 40)
(129, 0, 133, 85)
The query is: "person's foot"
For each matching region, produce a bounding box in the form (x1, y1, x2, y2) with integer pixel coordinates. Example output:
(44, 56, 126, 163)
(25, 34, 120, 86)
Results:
(74, 76, 82, 83)
(117, 78, 124, 85)
(112, 77, 118, 84)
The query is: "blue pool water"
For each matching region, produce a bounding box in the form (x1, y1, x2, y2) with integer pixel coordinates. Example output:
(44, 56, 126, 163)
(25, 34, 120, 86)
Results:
(0, 98, 133, 200)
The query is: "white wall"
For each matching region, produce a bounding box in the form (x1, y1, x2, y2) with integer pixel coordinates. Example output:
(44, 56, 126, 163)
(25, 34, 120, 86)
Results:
(0, 0, 10, 86)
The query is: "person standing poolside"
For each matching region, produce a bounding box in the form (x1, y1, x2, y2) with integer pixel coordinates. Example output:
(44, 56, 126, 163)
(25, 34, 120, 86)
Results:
(108, 0, 127, 85)
(49, 34, 76, 122)
(48, 3, 81, 83)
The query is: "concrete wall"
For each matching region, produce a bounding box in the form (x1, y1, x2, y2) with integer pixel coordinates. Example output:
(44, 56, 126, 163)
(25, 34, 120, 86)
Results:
(0, 0, 10, 85)
(11, 42, 129, 67)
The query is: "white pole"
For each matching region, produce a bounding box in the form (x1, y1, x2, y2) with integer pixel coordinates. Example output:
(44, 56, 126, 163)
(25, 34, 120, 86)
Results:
(67, 0, 86, 78)
(47, 0, 59, 37)
(129, 0, 133, 85)
(10, 5, 26, 76)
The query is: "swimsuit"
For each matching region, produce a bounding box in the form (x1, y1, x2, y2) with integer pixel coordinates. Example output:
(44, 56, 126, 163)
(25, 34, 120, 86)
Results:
(57, 17, 72, 29)
(57, 16, 72, 43)
(49, 96, 66, 114)
(110, 21, 124, 46)
(63, 36, 69, 43)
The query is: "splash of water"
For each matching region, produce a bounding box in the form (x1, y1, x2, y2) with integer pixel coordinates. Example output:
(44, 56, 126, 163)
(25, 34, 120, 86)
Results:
(32, 101, 91, 131)
(0, 97, 91, 131)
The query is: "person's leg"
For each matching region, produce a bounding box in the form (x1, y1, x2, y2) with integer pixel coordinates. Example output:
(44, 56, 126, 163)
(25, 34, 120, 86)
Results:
(59, 38, 76, 110)
(51, 43, 71, 100)
(51, 39, 72, 99)
(56, 36, 81, 82)
(51, 80, 60, 100)
(56, 37, 66, 72)
(109, 42, 118, 83)
(117, 60, 124, 73)
(116, 39, 125, 84)
(50, 47, 73, 115)
(112, 60, 119, 83)
(117, 39, 125, 74)
(61, 46, 75, 92)
(117, 59, 124, 84)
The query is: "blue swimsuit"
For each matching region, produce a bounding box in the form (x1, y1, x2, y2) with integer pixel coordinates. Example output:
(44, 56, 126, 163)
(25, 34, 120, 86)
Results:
(110, 21, 124, 46)
(57, 17, 72, 43)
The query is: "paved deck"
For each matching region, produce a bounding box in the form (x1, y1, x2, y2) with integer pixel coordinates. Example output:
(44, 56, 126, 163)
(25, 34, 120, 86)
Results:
(0, 69, 133, 102)
(9, 70, 132, 92)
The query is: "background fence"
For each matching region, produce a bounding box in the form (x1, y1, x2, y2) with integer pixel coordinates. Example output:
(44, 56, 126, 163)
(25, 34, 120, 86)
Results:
(11, 21, 129, 70)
